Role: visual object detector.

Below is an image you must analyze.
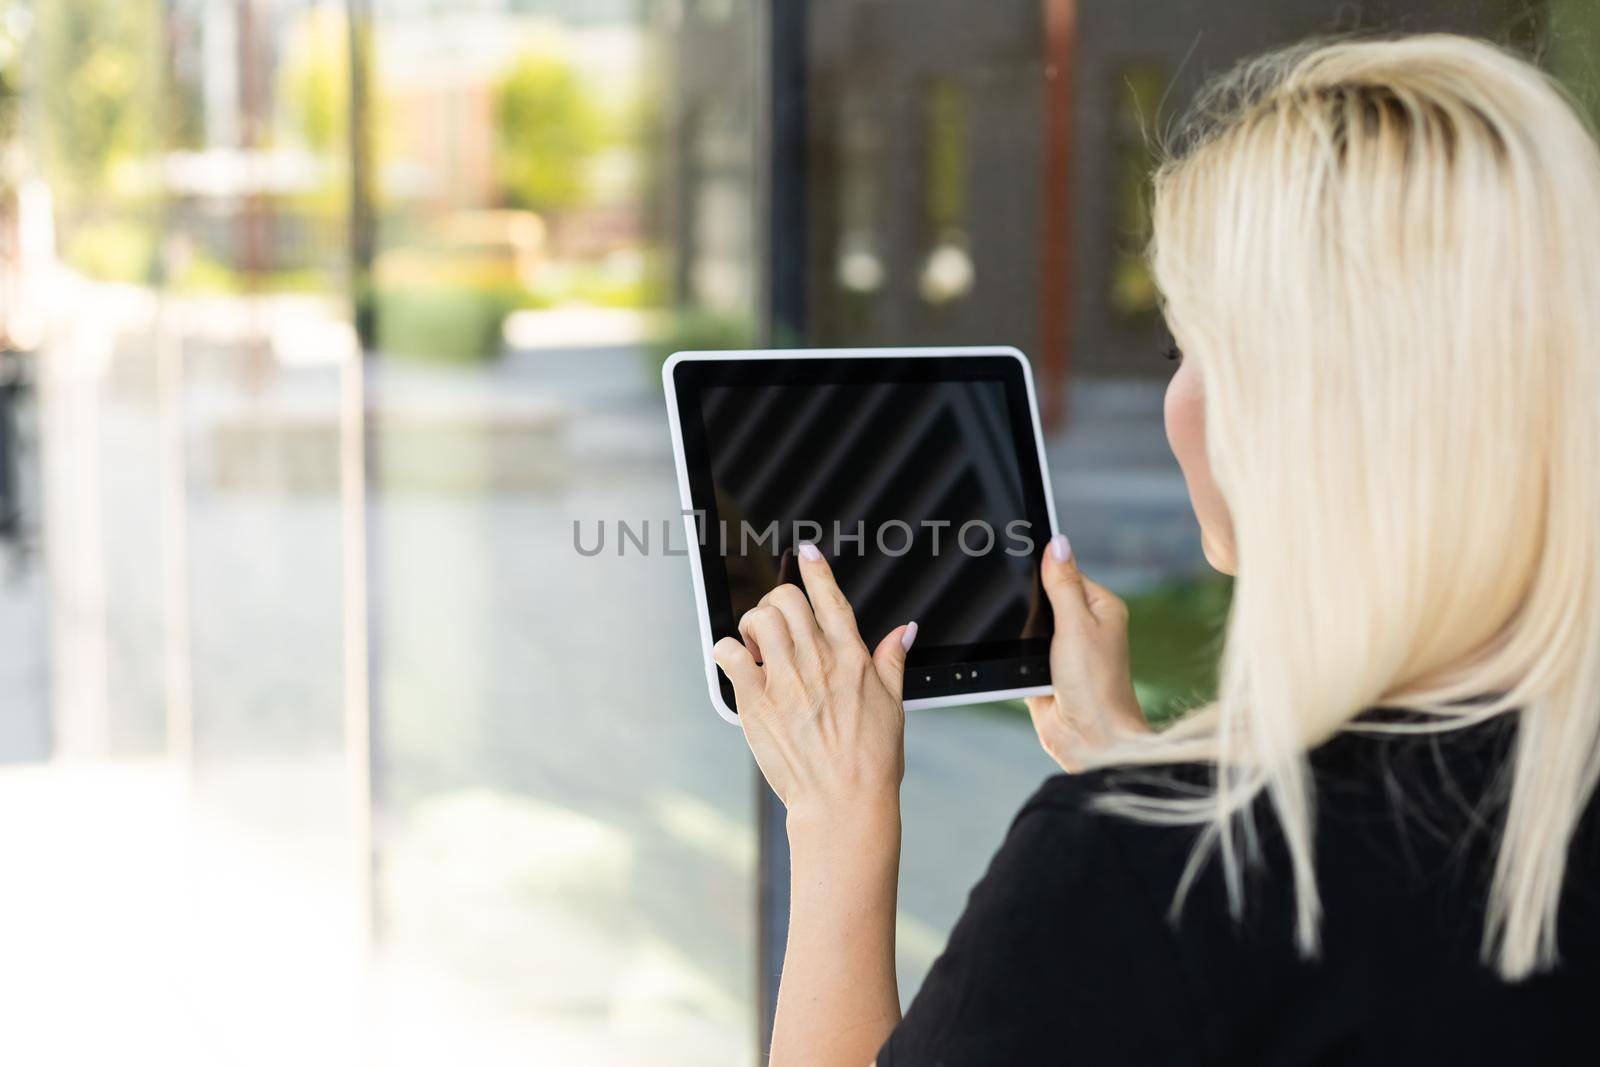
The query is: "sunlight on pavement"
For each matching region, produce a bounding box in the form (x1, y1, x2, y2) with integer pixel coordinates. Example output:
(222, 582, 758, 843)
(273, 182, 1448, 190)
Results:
(0, 762, 751, 1066)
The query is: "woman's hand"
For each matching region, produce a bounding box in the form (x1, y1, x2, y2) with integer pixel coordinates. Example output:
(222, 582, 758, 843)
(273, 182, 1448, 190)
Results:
(1025, 533, 1151, 772)
(712, 543, 915, 821)
(714, 544, 912, 1066)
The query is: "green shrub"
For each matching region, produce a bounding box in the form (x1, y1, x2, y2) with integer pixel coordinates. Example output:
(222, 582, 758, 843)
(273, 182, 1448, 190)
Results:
(62, 217, 157, 283)
(1125, 572, 1232, 726)
(645, 307, 767, 371)
(366, 281, 535, 363)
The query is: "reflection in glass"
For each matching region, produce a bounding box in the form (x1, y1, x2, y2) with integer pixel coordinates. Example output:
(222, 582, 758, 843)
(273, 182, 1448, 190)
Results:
(917, 78, 973, 307)
(1108, 63, 1165, 322)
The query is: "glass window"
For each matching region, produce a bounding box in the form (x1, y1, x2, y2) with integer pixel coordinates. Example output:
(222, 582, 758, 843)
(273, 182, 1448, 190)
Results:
(362, 0, 758, 1059)
(3, 2, 1593, 1063)
(4, 0, 760, 1061)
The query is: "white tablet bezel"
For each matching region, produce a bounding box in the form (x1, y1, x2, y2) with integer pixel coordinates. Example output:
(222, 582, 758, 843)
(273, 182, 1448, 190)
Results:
(663, 346, 1060, 724)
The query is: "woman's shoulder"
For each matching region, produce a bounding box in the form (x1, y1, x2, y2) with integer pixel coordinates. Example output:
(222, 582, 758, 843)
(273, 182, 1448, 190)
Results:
(1004, 765, 1217, 894)
(1021, 713, 1520, 836)
(1012, 762, 1221, 843)
(1021, 762, 1210, 813)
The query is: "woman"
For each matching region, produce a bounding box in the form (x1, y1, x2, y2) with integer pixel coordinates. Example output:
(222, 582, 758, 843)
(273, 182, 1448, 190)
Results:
(712, 34, 1600, 1065)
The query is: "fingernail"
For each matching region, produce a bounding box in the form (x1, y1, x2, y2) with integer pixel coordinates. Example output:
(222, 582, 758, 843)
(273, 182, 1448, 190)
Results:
(798, 542, 822, 562)
(1050, 533, 1072, 562)
(901, 620, 918, 652)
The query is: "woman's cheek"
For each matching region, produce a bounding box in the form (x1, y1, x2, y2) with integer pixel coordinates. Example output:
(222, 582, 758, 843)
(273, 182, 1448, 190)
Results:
(1163, 362, 1205, 472)
(1164, 362, 1236, 572)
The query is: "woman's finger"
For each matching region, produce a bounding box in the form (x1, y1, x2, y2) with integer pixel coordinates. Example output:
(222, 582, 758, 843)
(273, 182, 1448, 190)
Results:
(713, 635, 764, 699)
(1040, 532, 1092, 629)
(795, 543, 861, 643)
(871, 622, 916, 700)
(738, 603, 792, 668)
(759, 582, 825, 654)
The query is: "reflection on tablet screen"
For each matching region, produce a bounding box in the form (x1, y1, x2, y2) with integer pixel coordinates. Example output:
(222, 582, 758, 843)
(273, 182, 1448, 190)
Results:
(695, 375, 1051, 674)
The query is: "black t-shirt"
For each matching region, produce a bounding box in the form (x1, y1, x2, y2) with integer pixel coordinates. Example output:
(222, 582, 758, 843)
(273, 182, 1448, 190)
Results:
(879, 715, 1600, 1065)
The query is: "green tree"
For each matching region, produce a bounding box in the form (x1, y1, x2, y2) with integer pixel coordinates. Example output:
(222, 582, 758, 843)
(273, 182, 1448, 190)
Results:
(281, 8, 348, 155)
(36, 0, 159, 202)
(494, 51, 603, 215)
(0, 6, 22, 154)
(35, 0, 161, 282)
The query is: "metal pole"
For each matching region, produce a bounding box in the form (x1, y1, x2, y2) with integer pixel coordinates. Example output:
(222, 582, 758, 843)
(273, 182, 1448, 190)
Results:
(155, 2, 195, 782)
(757, 0, 807, 1059)
(344, 0, 381, 952)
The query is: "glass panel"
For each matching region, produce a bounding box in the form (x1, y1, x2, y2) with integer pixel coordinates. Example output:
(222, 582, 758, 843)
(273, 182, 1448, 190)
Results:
(5, 0, 366, 1060)
(3, 0, 757, 1061)
(364, 0, 757, 1060)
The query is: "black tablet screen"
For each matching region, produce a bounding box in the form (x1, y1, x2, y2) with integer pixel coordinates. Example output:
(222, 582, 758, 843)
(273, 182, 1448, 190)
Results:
(673, 355, 1054, 710)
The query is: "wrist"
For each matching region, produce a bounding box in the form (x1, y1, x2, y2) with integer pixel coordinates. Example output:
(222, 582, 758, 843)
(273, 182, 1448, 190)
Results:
(786, 791, 902, 913)
(785, 788, 901, 847)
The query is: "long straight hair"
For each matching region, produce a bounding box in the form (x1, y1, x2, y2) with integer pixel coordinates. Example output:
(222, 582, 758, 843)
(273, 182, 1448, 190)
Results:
(1102, 34, 1600, 980)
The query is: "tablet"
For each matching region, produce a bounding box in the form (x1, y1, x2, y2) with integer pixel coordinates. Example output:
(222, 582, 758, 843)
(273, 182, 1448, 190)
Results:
(664, 346, 1058, 723)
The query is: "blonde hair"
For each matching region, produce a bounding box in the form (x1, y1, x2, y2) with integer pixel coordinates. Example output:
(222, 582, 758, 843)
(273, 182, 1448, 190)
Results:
(1108, 34, 1600, 980)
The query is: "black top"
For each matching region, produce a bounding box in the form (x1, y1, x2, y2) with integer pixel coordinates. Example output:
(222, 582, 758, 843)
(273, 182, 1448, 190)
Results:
(879, 715, 1600, 1065)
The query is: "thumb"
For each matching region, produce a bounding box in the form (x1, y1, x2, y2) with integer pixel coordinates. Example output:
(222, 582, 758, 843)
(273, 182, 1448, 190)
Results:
(873, 621, 917, 700)
(1040, 532, 1091, 626)
(1081, 575, 1130, 627)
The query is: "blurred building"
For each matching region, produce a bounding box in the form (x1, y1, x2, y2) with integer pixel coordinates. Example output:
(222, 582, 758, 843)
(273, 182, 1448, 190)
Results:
(664, 0, 1540, 420)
